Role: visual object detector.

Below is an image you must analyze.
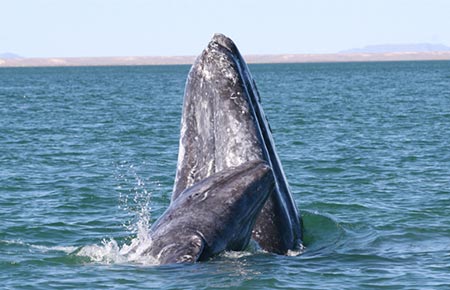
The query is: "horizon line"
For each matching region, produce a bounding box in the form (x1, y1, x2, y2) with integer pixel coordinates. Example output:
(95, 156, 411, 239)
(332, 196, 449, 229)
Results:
(1, 51, 450, 67)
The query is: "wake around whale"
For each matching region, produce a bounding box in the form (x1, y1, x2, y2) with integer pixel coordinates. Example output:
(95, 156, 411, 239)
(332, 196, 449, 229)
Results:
(147, 33, 303, 264)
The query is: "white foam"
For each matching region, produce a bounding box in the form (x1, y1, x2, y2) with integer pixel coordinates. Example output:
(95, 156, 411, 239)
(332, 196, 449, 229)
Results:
(1, 239, 77, 253)
(31, 244, 78, 254)
(75, 228, 158, 265)
(222, 250, 254, 259)
(286, 244, 306, 257)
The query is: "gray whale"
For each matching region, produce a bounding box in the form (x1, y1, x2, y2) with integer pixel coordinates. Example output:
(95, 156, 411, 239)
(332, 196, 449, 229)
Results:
(145, 34, 302, 264)
(173, 33, 303, 254)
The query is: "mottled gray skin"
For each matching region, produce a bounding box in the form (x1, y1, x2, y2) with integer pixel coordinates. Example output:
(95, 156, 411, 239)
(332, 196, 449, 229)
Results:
(147, 160, 274, 264)
(173, 33, 302, 254)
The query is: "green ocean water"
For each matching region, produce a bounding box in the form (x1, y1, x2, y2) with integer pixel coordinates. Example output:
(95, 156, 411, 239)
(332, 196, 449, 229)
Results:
(1, 61, 449, 289)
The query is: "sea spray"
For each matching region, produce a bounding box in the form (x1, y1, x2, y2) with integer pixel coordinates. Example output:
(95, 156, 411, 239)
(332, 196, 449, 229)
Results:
(75, 161, 160, 265)
(115, 160, 154, 234)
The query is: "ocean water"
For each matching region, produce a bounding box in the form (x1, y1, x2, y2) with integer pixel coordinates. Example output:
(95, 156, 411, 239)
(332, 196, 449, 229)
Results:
(1, 61, 449, 289)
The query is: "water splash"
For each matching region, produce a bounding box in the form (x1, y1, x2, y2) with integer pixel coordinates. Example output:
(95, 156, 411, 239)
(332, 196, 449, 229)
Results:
(74, 161, 160, 265)
(115, 160, 154, 234)
(75, 237, 158, 265)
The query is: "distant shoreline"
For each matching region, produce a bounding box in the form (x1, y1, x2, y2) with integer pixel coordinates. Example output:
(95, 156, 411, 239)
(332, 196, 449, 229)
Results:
(1, 52, 450, 67)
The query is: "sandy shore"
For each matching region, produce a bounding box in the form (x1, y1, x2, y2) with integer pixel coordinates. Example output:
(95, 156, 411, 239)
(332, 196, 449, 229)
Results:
(1, 51, 450, 67)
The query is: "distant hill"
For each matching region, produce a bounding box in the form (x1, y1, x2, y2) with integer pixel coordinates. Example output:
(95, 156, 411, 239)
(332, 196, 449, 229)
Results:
(0, 52, 22, 59)
(340, 43, 450, 54)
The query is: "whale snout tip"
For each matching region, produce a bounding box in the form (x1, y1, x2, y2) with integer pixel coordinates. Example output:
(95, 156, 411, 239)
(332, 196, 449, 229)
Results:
(212, 33, 227, 41)
(212, 32, 225, 38)
(210, 33, 237, 53)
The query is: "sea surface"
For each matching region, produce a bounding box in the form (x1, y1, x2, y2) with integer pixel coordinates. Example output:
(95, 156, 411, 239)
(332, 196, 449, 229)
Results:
(1, 61, 449, 289)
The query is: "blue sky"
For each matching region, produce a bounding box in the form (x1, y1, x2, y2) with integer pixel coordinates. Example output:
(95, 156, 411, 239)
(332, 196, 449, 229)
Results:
(1, 0, 449, 57)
